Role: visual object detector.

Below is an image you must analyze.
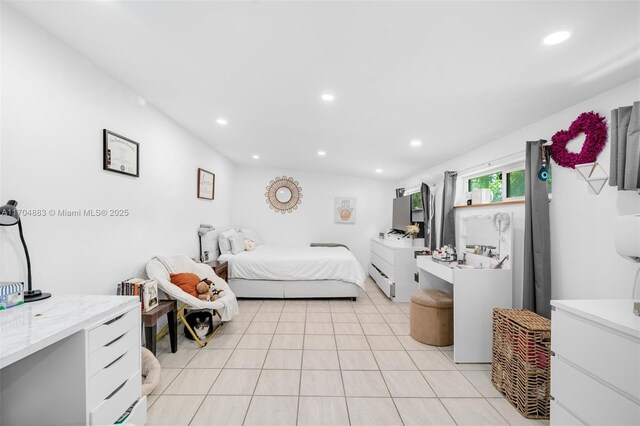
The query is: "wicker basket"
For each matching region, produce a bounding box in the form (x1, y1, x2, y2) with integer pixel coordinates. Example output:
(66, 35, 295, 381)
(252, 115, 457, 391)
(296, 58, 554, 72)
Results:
(491, 308, 551, 420)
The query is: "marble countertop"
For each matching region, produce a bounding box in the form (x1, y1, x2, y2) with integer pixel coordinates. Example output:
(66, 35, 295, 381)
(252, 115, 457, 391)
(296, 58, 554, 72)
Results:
(0, 295, 138, 369)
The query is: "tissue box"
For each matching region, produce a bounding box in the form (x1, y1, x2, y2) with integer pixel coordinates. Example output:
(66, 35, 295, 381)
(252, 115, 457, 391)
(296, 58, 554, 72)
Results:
(0, 282, 24, 310)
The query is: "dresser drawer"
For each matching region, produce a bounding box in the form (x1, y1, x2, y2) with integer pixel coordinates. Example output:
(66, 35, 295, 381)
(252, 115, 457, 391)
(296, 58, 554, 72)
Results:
(89, 346, 139, 410)
(89, 306, 139, 354)
(551, 356, 640, 425)
(122, 396, 147, 426)
(369, 264, 394, 298)
(550, 400, 584, 426)
(89, 325, 139, 377)
(90, 370, 141, 426)
(371, 241, 395, 266)
(552, 309, 640, 399)
(370, 252, 395, 282)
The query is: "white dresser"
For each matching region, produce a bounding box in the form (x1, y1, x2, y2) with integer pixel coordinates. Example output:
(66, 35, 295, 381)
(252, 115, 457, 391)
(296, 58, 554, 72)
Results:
(550, 299, 640, 425)
(369, 238, 427, 302)
(0, 295, 146, 426)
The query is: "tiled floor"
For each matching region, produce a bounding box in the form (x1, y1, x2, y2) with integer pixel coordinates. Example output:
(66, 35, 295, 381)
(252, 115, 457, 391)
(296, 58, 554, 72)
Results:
(147, 277, 549, 426)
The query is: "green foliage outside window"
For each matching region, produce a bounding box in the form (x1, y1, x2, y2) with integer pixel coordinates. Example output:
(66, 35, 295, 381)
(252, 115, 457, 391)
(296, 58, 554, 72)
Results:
(411, 192, 423, 210)
(468, 172, 503, 202)
(507, 170, 525, 198)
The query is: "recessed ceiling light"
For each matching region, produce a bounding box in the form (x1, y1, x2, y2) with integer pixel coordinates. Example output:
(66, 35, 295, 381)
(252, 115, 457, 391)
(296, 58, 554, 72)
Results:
(321, 93, 335, 102)
(317, 151, 326, 156)
(216, 118, 228, 126)
(375, 168, 383, 173)
(542, 30, 571, 46)
(252, 154, 260, 159)
(410, 139, 422, 147)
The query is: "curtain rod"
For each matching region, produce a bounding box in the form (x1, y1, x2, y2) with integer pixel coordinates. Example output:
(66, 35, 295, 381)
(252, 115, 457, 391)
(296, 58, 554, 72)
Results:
(405, 149, 528, 191)
(456, 150, 525, 176)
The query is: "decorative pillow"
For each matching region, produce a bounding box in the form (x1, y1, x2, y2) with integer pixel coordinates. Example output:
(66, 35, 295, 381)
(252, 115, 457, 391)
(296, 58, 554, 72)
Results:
(219, 229, 237, 254)
(230, 231, 246, 254)
(169, 272, 201, 297)
(240, 227, 262, 245)
(244, 239, 257, 251)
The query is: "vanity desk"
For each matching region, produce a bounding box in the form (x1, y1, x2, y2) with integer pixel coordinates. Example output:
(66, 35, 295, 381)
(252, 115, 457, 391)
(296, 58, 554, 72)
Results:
(0, 295, 146, 426)
(417, 211, 514, 363)
(417, 257, 512, 362)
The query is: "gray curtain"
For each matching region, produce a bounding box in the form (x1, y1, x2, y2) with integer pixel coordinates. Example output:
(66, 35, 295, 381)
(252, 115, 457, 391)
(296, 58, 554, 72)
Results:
(440, 171, 457, 248)
(610, 101, 640, 190)
(523, 140, 551, 318)
(421, 183, 436, 250)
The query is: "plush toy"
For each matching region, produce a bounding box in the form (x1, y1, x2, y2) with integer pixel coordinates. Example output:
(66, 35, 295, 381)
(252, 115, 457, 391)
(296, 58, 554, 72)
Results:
(244, 238, 256, 251)
(195, 281, 213, 301)
(196, 278, 224, 301)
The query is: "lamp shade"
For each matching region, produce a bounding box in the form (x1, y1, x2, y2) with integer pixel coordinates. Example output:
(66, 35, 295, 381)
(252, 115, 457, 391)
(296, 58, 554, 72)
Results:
(198, 224, 215, 236)
(0, 200, 19, 226)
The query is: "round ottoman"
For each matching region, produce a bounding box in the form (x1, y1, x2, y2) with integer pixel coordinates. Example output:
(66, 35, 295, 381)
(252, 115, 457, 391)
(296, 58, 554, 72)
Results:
(410, 289, 453, 346)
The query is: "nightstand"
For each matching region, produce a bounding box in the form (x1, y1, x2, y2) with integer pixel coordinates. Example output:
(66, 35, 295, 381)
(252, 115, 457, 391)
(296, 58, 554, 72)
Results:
(206, 260, 228, 282)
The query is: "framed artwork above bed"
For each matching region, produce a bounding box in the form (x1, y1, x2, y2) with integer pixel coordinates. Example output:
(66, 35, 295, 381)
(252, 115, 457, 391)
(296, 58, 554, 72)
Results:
(335, 197, 356, 224)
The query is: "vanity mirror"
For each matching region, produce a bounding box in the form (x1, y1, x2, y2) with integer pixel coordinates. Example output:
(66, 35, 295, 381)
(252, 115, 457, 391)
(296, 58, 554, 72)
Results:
(459, 211, 512, 268)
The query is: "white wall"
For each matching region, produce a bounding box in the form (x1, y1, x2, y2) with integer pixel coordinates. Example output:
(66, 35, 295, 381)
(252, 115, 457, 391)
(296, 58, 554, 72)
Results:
(400, 78, 640, 304)
(233, 166, 395, 269)
(0, 5, 235, 295)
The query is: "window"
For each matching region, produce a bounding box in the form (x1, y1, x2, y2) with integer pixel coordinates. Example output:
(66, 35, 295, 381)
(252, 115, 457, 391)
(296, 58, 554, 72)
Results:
(506, 169, 525, 198)
(464, 163, 552, 203)
(410, 192, 423, 211)
(468, 171, 503, 202)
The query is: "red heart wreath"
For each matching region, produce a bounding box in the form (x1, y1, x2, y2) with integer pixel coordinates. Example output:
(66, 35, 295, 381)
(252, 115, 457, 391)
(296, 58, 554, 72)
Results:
(549, 111, 608, 169)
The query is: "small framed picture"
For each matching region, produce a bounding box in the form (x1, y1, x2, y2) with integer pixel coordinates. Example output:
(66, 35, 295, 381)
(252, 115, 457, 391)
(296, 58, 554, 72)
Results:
(103, 129, 140, 177)
(198, 168, 215, 200)
(335, 197, 356, 224)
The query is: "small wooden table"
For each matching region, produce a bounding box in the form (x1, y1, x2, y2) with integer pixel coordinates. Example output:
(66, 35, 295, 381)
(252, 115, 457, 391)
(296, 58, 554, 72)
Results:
(206, 260, 228, 282)
(141, 300, 177, 356)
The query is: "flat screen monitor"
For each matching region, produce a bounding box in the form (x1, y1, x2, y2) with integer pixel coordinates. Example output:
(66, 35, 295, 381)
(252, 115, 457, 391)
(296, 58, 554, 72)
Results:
(392, 195, 411, 231)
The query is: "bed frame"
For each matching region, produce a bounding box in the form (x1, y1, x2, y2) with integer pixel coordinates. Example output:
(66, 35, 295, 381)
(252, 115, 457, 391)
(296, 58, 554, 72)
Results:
(228, 278, 359, 300)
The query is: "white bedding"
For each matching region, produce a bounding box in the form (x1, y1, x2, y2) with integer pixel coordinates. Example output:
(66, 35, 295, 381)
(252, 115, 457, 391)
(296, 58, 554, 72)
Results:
(219, 244, 366, 289)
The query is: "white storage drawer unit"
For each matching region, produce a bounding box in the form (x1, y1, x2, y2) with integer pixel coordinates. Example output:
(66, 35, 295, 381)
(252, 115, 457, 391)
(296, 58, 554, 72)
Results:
(0, 296, 146, 426)
(550, 300, 640, 426)
(369, 238, 426, 302)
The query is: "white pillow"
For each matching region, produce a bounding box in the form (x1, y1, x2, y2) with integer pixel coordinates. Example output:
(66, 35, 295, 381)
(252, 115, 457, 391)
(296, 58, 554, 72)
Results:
(230, 231, 246, 255)
(219, 229, 237, 254)
(240, 227, 262, 245)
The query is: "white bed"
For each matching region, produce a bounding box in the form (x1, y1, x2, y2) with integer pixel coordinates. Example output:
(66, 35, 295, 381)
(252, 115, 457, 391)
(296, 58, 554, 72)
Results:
(218, 244, 366, 299)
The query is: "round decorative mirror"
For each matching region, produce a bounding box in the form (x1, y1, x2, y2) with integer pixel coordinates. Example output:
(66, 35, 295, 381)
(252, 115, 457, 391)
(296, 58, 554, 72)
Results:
(265, 176, 302, 214)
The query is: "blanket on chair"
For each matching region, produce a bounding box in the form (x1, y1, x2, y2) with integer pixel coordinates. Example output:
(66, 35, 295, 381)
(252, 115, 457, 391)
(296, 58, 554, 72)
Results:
(149, 255, 239, 322)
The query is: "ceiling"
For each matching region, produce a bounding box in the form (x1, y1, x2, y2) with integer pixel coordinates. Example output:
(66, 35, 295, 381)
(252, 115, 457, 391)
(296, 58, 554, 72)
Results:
(8, 1, 640, 180)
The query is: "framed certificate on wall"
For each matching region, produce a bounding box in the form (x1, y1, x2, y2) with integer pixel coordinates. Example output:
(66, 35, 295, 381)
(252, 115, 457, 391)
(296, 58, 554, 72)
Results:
(198, 168, 215, 200)
(103, 129, 140, 177)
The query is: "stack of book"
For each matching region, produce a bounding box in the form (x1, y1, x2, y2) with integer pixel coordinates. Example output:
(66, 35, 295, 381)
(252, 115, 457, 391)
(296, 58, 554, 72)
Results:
(117, 278, 159, 312)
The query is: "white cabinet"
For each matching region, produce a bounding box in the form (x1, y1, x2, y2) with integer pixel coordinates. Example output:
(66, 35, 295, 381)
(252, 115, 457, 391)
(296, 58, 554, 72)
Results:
(417, 256, 512, 363)
(369, 238, 426, 302)
(550, 299, 640, 426)
(0, 296, 145, 426)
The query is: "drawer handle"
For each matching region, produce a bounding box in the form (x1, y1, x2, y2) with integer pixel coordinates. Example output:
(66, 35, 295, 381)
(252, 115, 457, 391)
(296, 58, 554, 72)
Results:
(106, 380, 127, 400)
(104, 313, 125, 325)
(105, 333, 126, 347)
(104, 353, 126, 369)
